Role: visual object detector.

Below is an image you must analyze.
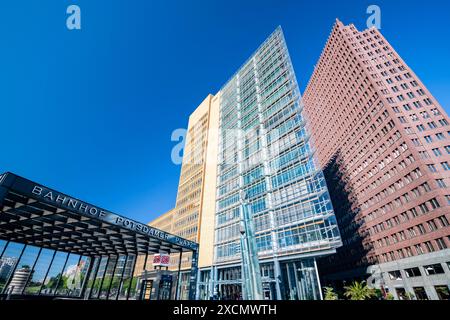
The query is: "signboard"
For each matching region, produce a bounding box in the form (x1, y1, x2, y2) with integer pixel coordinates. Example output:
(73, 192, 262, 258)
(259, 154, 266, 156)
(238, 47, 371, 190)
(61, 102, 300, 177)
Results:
(153, 253, 170, 267)
(4, 173, 198, 251)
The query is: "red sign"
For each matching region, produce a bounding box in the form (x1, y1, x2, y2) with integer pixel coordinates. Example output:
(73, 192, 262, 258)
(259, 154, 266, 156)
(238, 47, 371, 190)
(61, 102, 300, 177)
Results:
(153, 254, 170, 267)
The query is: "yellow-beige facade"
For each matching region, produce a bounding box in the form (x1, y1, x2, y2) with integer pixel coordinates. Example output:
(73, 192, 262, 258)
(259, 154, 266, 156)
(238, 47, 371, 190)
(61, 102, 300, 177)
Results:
(135, 95, 220, 289)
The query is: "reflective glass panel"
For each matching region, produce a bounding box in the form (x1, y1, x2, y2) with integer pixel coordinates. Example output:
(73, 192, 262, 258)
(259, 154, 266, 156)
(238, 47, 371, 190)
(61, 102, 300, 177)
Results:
(55, 254, 80, 296)
(24, 249, 54, 295)
(40, 251, 68, 295)
(99, 256, 117, 299)
(8, 245, 41, 294)
(0, 242, 25, 293)
(118, 255, 136, 300)
(90, 256, 108, 299)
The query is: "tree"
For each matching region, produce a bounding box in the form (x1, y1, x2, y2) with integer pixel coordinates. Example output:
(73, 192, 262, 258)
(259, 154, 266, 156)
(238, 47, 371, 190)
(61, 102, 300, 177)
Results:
(323, 287, 339, 300)
(385, 293, 394, 300)
(344, 281, 375, 300)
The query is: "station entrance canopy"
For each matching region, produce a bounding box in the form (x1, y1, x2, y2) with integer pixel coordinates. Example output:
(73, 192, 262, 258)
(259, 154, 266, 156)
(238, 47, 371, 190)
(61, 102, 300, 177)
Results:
(0, 172, 198, 300)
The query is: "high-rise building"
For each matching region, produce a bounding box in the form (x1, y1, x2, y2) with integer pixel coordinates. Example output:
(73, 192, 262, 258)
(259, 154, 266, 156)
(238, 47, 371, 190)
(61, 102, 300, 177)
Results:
(201, 27, 342, 301)
(303, 20, 450, 300)
(142, 95, 220, 299)
(0, 257, 18, 283)
(147, 27, 342, 301)
(7, 266, 32, 295)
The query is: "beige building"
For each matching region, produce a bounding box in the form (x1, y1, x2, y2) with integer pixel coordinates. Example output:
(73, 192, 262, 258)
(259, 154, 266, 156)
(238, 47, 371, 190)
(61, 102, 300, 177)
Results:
(135, 94, 220, 299)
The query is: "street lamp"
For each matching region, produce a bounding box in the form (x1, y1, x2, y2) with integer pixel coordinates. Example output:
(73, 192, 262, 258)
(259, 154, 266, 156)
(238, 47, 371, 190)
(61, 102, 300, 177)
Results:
(239, 190, 263, 300)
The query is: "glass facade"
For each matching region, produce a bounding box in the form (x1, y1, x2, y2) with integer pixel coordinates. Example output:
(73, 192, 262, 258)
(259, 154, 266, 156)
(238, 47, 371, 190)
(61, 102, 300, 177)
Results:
(0, 240, 164, 300)
(0, 171, 199, 300)
(212, 27, 341, 299)
(0, 239, 192, 301)
(0, 240, 91, 298)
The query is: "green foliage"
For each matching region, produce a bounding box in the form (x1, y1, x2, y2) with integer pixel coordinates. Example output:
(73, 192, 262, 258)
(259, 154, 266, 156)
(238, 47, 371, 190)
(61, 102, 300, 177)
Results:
(343, 281, 376, 300)
(385, 293, 394, 300)
(404, 292, 416, 300)
(373, 288, 383, 299)
(323, 287, 339, 300)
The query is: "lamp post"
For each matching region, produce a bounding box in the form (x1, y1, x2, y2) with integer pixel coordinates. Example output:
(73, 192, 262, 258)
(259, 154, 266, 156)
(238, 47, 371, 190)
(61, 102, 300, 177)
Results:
(239, 190, 263, 300)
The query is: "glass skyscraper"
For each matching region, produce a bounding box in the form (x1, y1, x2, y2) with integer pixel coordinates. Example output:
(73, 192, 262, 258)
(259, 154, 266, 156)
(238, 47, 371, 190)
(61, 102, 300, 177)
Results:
(207, 27, 342, 300)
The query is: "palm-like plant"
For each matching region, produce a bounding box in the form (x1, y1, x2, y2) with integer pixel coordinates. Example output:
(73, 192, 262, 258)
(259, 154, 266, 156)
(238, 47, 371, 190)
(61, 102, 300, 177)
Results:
(323, 287, 339, 300)
(344, 281, 375, 300)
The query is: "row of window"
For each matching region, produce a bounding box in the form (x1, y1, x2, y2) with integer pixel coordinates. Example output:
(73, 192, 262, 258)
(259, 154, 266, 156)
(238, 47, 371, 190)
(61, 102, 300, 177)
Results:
(375, 214, 448, 249)
(367, 197, 441, 236)
(376, 237, 449, 263)
(388, 261, 449, 280)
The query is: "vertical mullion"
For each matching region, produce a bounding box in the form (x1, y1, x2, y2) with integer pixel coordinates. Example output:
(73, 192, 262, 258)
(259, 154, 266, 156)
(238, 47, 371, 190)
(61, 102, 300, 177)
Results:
(70, 255, 83, 297)
(115, 255, 129, 301)
(88, 256, 102, 300)
(0, 240, 10, 260)
(105, 256, 119, 299)
(53, 252, 70, 296)
(80, 256, 95, 299)
(126, 254, 137, 301)
(96, 255, 110, 299)
(38, 250, 57, 295)
(175, 250, 183, 300)
(139, 252, 149, 300)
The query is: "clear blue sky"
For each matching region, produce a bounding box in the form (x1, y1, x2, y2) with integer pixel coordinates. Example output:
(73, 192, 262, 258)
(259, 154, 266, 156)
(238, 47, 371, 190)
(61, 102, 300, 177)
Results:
(1, 0, 449, 224)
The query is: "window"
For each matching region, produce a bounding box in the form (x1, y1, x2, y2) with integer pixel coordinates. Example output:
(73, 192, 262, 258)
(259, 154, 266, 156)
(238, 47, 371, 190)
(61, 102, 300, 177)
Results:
(424, 241, 435, 252)
(424, 136, 433, 143)
(424, 98, 433, 106)
(404, 267, 422, 277)
(431, 108, 441, 116)
(432, 148, 442, 157)
(436, 179, 447, 188)
(419, 151, 430, 159)
(417, 224, 426, 234)
(427, 220, 438, 231)
(415, 244, 424, 255)
(436, 133, 445, 140)
(438, 215, 449, 227)
(429, 198, 440, 209)
(427, 164, 437, 172)
(442, 162, 450, 171)
(419, 203, 429, 214)
(435, 286, 450, 300)
(395, 288, 408, 300)
(413, 101, 422, 108)
(413, 287, 429, 300)
(436, 238, 448, 250)
(424, 264, 445, 275)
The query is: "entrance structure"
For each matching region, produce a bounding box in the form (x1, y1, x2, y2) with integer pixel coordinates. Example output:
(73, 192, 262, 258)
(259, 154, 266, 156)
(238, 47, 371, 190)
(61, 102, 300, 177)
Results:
(0, 172, 198, 300)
